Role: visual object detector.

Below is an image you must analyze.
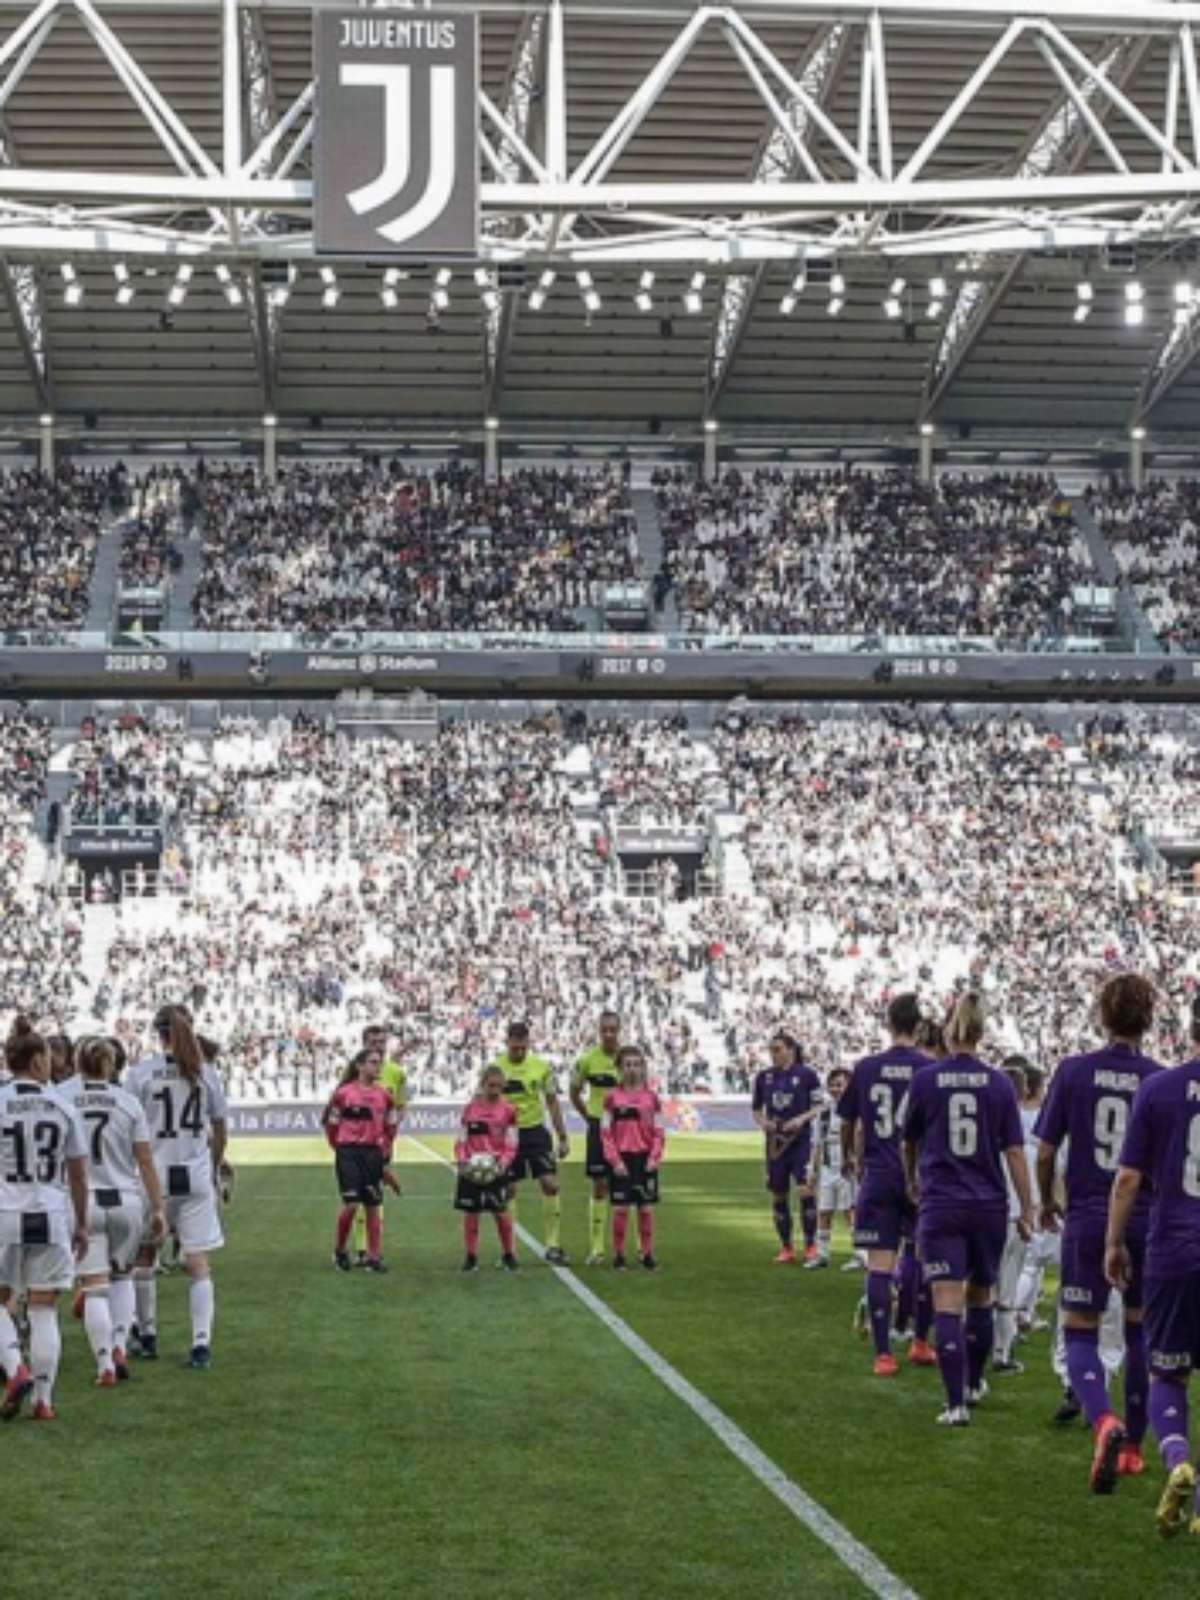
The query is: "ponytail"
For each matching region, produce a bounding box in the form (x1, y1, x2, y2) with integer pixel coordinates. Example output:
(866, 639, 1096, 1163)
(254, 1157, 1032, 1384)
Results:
(945, 993, 985, 1054)
(156, 1002, 203, 1086)
(77, 1036, 117, 1081)
(5, 1016, 46, 1078)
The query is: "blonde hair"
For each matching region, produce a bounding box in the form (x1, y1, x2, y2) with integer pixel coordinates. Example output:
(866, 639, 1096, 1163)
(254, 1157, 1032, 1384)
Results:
(945, 993, 985, 1053)
(77, 1036, 117, 1081)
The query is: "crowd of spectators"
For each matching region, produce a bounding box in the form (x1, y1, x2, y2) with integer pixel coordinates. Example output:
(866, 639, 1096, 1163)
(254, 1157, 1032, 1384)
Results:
(1090, 478, 1200, 650)
(187, 461, 640, 635)
(66, 712, 184, 827)
(0, 709, 84, 1020)
(653, 467, 1092, 645)
(0, 466, 114, 632)
(118, 471, 183, 589)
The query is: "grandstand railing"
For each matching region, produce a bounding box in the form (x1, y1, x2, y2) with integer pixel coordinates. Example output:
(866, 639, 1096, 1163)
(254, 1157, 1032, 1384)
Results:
(0, 627, 1140, 656)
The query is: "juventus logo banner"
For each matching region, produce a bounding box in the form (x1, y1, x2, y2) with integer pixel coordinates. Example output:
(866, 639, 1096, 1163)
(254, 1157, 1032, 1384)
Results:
(314, 9, 479, 257)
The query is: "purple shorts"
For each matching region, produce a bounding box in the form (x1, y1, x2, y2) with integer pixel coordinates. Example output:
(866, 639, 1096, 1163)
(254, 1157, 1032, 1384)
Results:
(1145, 1272, 1200, 1380)
(853, 1173, 913, 1253)
(765, 1137, 811, 1194)
(1061, 1212, 1145, 1314)
(917, 1206, 1006, 1288)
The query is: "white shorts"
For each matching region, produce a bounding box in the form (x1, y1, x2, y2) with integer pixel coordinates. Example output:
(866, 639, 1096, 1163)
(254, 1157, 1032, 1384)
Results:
(81, 1196, 147, 1278)
(0, 1243, 75, 1294)
(166, 1191, 224, 1256)
(998, 1222, 1029, 1307)
(819, 1175, 855, 1214)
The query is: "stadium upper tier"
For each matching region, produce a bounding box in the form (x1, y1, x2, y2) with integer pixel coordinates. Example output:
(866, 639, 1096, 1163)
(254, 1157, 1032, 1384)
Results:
(4, 702, 1200, 1105)
(0, 461, 1154, 653)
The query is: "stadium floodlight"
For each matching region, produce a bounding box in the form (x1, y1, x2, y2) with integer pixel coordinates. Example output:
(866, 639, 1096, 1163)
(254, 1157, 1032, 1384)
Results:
(780, 293, 797, 315)
(1131, 424, 1147, 440)
(321, 286, 340, 309)
(884, 297, 902, 319)
(1077, 281, 1094, 302)
(827, 296, 844, 316)
(920, 421, 935, 436)
(539, 269, 556, 290)
(167, 284, 187, 307)
(1176, 281, 1194, 306)
(690, 271, 706, 292)
(928, 275, 948, 299)
(60, 263, 76, 283)
(39, 413, 53, 426)
(639, 270, 655, 291)
(473, 266, 490, 287)
(792, 271, 807, 293)
(927, 299, 945, 318)
(215, 264, 232, 284)
(1074, 303, 1091, 323)
(484, 416, 500, 431)
(889, 277, 906, 297)
(481, 288, 500, 312)
(1125, 281, 1144, 303)
(527, 288, 547, 311)
(262, 412, 277, 427)
(435, 267, 453, 288)
(583, 288, 602, 313)
(116, 283, 135, 306)
(113, 262, 130, 284)
(1124, 300, 1144, 327)
(176, 264, 194, 284)
(269, 286, 290, 309)
(1175, 306, 1190, 327)
(684, 289, 703, 314)
(703, 418, 718, 433)
(225, 284, 244, 308)
(576, 270, 594, 289)
(432, 286, 450, 310)
(383, 268, 404, 287)
(829, 272, 846, 296)
(319, 265, 337, 286)
(635, 290, 653, 312)
(380, 286, 399, 309)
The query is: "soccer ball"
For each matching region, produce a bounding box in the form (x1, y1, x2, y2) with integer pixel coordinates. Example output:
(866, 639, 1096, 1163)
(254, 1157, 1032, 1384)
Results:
(466, 1152, 500, 1186)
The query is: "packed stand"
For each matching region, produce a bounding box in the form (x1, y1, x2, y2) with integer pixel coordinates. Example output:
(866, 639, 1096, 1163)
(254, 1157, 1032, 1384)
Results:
(188, 460, 640, 634)
(66, 712, 186, 827)
(0, 709, 85, 1019)
(709, 709, 1200, 1067)
(0, 466, 117, 633)
(592, 714, 720, 831)
(1083, 710, 1200, 841)
(653, 467, 1091, 645)
(119, 470, 183, 589)
(1090, 478, 1200, 650)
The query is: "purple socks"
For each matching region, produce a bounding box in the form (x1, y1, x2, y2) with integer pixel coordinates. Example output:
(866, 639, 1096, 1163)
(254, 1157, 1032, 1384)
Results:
(895, 1252, 918, 1333)
(935, 1311, 965, 1409)
(1063, 1326, 1114, 1428)
(965, 1305, 994, 1390)
(772, 1200, 792, 1248)
(1124, 1321, 1148, 1447)
(915, 1283, 934, 1343)
(1149, 1377, 1190, 1472)
(867, 1271, 893, 1358)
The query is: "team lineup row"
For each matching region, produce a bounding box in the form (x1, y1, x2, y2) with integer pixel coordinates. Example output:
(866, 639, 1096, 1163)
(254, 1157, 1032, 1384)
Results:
(3, 983, 1200, 1552)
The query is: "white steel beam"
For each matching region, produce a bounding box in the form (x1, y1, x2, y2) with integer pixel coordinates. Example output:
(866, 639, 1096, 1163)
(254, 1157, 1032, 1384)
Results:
(223, 0, 242, 177)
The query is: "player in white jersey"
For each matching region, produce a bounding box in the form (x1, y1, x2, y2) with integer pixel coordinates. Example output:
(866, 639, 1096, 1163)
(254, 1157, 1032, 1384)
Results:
(807, 1068, 857, 1270)
(125, 1004, 228, 1370)
(63, 1037, 165, 1385)
(0, 1018, 88, 1422)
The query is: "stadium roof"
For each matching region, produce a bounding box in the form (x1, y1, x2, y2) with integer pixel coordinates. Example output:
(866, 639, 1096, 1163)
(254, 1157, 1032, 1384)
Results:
(1, 0, 1200, 441)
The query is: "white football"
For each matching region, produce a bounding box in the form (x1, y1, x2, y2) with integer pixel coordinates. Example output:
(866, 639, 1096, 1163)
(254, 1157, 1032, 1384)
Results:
(466, 1152, 500, 1185)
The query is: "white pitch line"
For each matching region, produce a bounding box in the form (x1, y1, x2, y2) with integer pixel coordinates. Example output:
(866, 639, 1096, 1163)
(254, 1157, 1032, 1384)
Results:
(406, 1136, 919, 1600)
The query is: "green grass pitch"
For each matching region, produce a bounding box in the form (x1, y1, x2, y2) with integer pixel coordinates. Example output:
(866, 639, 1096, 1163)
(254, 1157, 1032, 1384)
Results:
(8, 1133, 1197, 1599)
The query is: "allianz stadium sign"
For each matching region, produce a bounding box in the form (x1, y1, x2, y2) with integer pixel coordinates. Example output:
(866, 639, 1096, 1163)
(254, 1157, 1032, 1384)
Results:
(305, 653, 439, 673)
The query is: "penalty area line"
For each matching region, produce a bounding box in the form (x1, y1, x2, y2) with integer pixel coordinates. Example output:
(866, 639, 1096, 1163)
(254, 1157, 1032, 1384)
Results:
(405, 1136, 919, 1600)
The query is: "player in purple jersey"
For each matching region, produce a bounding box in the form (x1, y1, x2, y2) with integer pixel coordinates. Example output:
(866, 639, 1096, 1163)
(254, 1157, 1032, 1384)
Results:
(837, 993, 933, 1376)
(751, 1034, 822, 1265)
(1107, 995, 1200, 1538)
(903, 995, 1034, 1427)
(1035, 974, 1161, 1493)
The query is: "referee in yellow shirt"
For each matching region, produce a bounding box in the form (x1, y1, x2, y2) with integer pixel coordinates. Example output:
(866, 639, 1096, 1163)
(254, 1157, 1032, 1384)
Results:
(493, 1021, 570, 1265)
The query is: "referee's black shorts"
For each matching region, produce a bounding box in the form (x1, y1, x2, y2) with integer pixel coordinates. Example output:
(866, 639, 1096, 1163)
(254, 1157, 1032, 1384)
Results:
(585, 1118, 610, 1180)
(509, 1125, 556, 1181)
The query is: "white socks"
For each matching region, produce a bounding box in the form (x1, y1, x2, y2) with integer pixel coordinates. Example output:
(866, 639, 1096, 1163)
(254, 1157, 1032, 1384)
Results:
(84, 1290, 114, 1377)
(189, 1276, 214, 1349)
(28, 1305, 60, 1407)
(134, 1269, 157, 1337)
(110, 1277, 135, 1356)
(995, 1306, 1016, 1364)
